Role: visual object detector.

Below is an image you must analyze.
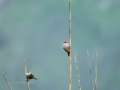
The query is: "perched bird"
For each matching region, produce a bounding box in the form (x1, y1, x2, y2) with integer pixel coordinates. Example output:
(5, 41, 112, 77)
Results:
(62, 41, 70, 56)
(25, 71, 38, 82)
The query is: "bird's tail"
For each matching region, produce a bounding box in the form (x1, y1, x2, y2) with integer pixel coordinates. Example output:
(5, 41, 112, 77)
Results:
(34, 78, 38, 80)
(68, 52, 70, 56)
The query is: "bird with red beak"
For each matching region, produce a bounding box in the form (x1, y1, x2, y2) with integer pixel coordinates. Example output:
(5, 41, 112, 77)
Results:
(62, 42, 70, 56)
(25, 71, 38, 82)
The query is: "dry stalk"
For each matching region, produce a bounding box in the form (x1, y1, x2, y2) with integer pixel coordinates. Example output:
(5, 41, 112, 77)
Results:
(87, 49, 94, 90)
(74, 52, 81, 90)
(69, 0, 71, 90)
(95, 51, 97, 90)
(3, 73, 12, 90)
(24, 59, 30, 90)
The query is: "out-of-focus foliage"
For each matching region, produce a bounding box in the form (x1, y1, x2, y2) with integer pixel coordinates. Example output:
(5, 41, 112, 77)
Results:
(0, 0, 120, 90)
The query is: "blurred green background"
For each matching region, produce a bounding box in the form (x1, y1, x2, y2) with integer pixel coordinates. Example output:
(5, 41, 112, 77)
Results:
(0, 0, 120, 90)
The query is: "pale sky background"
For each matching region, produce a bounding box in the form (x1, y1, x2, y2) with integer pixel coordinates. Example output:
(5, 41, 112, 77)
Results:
(0, 0, 120, 90)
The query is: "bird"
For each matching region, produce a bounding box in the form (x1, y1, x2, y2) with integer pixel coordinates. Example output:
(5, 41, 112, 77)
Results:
(25, 71, 38, 82)
(62, 41, 70, 56)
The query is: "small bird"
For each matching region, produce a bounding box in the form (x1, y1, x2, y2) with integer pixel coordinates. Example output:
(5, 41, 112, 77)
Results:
(25, 71, 38, 82)
(62, 41, 70, 56)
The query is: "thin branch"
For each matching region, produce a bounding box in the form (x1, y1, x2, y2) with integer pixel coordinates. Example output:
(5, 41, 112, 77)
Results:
(74, 52, 81, 90)
(3, 73, 12, 90)
(95, 51, 97, 90)
(69, 0, 71, 90)
(24, 59, 30, 90)
(24, 60, 27, 73)
(87, 49, 94, 90)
